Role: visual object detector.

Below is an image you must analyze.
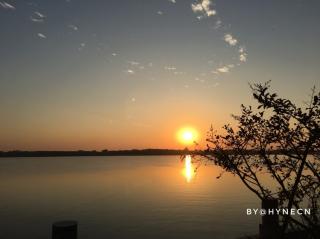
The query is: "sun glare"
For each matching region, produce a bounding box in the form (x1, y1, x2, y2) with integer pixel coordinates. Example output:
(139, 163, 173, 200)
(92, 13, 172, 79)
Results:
(177, 127, 198, 145)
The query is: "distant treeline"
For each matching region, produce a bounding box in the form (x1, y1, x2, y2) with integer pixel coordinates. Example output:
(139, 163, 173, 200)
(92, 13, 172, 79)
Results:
(0, 149, 192, 157)
(0, 148, 316, 158)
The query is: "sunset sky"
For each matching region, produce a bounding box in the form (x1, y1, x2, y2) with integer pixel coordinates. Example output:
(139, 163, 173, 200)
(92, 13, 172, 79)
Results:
(1, 0, 319, 150)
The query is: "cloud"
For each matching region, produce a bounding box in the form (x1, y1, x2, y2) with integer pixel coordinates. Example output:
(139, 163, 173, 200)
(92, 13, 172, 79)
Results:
(128, 61, 140, 66)
(31, 18, 44, 23)
(195, 77, 205, 83)
(164, 66, 177, 71)
(189, 0, 248, 76)
(127, 61, 146, 70)
(35, 11, 45, 18)
(216, 66, 230, 73)
(191, 3, 203, 12)
(0, 1, 15, 10)
(68, 24, 78, 31)
(169, 0, 176, 3)
(191, 0, 216, 18)
(191, 3, 203, 13)
(213, 64, 235, 74)
(239, 46, 247, 62)
(214, 19, 222, 29)
(37, 33, 47, 39)
(126, 69, 135, 74)
(224, 34, 238, 46)
(31, 11, 46, 23)
(157, 11, 163, 15)
(78, 43, 86, 51)
(239, 54, 246, 62)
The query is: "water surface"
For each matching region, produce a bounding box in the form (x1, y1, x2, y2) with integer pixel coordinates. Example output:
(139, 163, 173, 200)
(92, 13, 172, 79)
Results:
(0, 156, 261, 239)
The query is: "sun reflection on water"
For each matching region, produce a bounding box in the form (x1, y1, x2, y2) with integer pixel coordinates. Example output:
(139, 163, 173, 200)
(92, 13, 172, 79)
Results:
(183, 155, 194, 183)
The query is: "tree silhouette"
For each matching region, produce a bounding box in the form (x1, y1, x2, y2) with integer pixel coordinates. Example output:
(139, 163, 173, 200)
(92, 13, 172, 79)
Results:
(195, 82, 319, 238)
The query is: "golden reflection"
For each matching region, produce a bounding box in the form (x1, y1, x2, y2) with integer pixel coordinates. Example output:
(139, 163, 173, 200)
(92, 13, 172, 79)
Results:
(183, 155, 194, 183)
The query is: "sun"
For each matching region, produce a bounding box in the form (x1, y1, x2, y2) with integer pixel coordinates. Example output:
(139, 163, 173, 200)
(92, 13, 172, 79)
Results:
(183, 131, 193, 141)
(177, 127, 198, 145)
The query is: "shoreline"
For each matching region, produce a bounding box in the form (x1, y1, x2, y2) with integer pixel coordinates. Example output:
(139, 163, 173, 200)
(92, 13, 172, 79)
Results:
(0, 149, 190, 158)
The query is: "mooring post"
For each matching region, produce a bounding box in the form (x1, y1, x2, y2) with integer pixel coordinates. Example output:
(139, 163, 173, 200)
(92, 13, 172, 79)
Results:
(52, 220, 78, 239)
(259, 198, 280, 239)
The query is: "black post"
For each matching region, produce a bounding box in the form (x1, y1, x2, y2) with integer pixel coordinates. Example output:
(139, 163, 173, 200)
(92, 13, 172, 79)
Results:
(52, 220, 78, 239)
(259, 198, 280, 239)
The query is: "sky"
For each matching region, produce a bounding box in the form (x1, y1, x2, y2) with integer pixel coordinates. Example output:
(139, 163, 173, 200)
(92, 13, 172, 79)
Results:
(0, 0, 319, 151)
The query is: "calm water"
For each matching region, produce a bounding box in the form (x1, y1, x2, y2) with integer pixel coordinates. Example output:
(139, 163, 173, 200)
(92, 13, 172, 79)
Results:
(0, 156, 261, 239)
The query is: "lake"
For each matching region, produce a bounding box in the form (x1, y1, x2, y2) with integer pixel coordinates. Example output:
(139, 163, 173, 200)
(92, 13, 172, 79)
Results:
(0, 156, 261, 239)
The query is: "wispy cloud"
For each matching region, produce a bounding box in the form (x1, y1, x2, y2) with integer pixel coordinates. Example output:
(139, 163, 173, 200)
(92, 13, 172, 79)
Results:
(188, 0, 248, 80)
(212, 64, 235, 74)
(191, 2, 203, 12)
(31, 11, 46, 23)
(216, 66, 230, 73)
(0, 1, 15, 10)
(35, 11, 45, 18)
(214, 19, 222, 29)
(169, 0, 176, 3)
(31, 18, 44, 23)
(195, 77, 205, 83)
(128, 61, 140, 66)
(126, 69, 135, 74)
(191, 0, 216, 18)
(37, 33, 47, 39)
(217, 67, 229, 73)
(164, 66, 177, 71)
(196, 16, 203, 21)
(224, 34, 238, 46)
(68, 24, 78, 31)
(239, 46, 247, 62)
(127, 61, 146, 71)
(78, 43, 86, 51)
